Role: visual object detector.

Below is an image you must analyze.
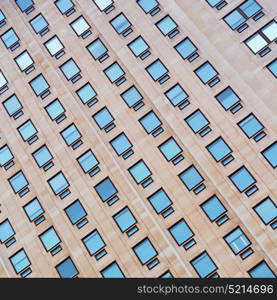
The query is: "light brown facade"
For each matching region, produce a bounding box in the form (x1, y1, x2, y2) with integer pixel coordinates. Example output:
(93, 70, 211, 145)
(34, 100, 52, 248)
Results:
(0, 0, 276, 278)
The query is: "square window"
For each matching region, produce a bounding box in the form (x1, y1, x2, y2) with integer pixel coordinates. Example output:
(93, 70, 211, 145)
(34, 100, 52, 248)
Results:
(239, 0, 262, 18)
(248, 261, 276, 278)
(266, 59, 277, 78)
(47, 171, 69, 195)
(70, 16, 90, 37)
(147, 188, 173, 214)
(94, 177, 117, 202)
(237, 113, 264, 138)
(168, 219, 194, 246)
(110, 132, 132, 156)
(128, 36, 150, 58)
(156, 15, 178, 36)
(23, 198, 44, 222)
(15, 0, 34, 12)
(101, 261, 125, 278)
(93, 0, 114, 12)
(158, 137, 182, 161)
(260, 20, 277, 42)
(2, 94, 23, 117)
(185, 109, 209, 134)
(206, 0, 224, 7)
(44, 35, 64, 57)
(223, 10, 246, 30)
(92, 107, 114, 129)
(191, 252, 217, 278)
(64, 200, 87, 225)
(39, 227, 61, 252)
(14, 50, 34, 72)
(261, 142, 277, 168)
(29, 14, 48, 34)
(120, 85, 143, 108)
(215, 86, 241, 110)
(137, 0, 159, 14)
(206, 137, 232, 162)
(179, 165, 204, 191)
(229, 166, 256, 193)
(45, 99, 65, 121)
(224, 227, 251, 255)
(87, 38, 108, 61)
(0, 219, 15, 244)
(165, 84, 189, 107)
(9, 249, 31, 274)
(0, 144, 14, 166)
(0, 9, 6, 24)
(55, 0, 75, 15)
(82, 229, 105, 256)
(32, 145, 53, 168)
(17, 119, 37, 142)
(77, 150, 99, 173)
(139, 111, 162, 134)
(1, 28, 20, 49)
(29, 74, 50, 97)
(76, 82, 97, 104)
(160, 270, 173, 278)
(59, 58, 81, 81)
(110, 13, 132, 35)
(8, 171, 28, 193)
(103, 62, 125, 84)
(244, 33, 267, 54)
(113, 206, 137, 232)
(175, 38, 197, 59)
(0, 70, 8, 89)
(133, 238, 158, 265)
(194, 61, 218, 84)
(60, 123, 82, 146)
(145, 59, 168, 82)
(128, 160, 152, 184)
(55, 257, 78, 278)
(201, 195, 227, 222)
(253, 197, 277, 225)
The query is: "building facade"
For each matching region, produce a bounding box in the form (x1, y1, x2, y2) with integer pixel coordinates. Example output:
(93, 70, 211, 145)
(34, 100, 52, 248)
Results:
(0, 0, 276, 278)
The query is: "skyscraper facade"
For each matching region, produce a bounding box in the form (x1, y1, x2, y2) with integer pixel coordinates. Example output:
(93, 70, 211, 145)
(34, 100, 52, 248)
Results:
(0, 0, 276, 278)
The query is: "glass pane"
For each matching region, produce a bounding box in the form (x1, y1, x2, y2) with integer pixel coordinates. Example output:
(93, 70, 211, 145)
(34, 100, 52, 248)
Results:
(121, 86, 143, 107)
(139, 111, 161, 133)
(179, 165, 203, 190)
(101, 262, 124, 278)
(128, 160, 151, 184)
(191, 252, 217, 278)
(201, 196, 226, 221)
(61, 124, 81, 145)
(76, 83, 96, 103)
(261, 20, 277, 42)
(0, 145, 13, 166)
(33, 145, 52, 167)
(148, 188, 172, 214)
(40, 227, 60, 251)
(0, 10, 5, 22)
(224, 228, 250, 254)
(137, 0, 158, 13)
(262, 142, 277, 168)
(245, 33, 267, 53)
(9, 171, 29, 193)
(146, 60, 167, 80)
(169, 219, 193, 245)
(10, 249, 30, 273)
(165, 84, 188, 106)
(254, 197, 277, 225)
(15, 51, 33, 71)
(29, 74, 49, 95)
(267, 60, 277, 77)
(104, 63, 124, 82)
(224, 10, 246, 29)
(215, 87, 240, 110)
(45, 36, 64, 56)
(185, 110, 209, 133)
(114, 207, 136, 232)
(110, 13, 131, 34)
(110, 132, 132, 156)
(238, 114, 263, 138)
(87, 38, 108, 60)
(94, 177, 117, 201)
(60, 59, 80, 80)
(0, 71, 7, 87)
(159, 137, 182, 161)
(23, 198, 44, 221)
(65, 200, 86, 224)
(229, 167, 255, 192)
(45, 99, 64, 120)
(77, 150, 98, 172)
(93, 107, 114, 129)
(249, 261, 276, 278)
(16, 0, 33, 11)
(0, 219, 15, 243)
(30, 14, 48, 33)
(71, 16, 90, 36)
(55, 0, 74, 14)
(133, 239, 157, 264)
(128, 36, 149, 56)
(175, 38, 197, 59)
(18, 120, 37, 140)
(156, 16, 177, 35)
(207, 137, 231, 161)
(206, 0, 222, 7)
(1, 28, 19, 48)
(48, 172, 69, 195)
(239, 0, 261, 18)
(93, 0, 113, 11)
(3, 94, 22, 116)
(83, 230, 105, 255)
(56, 257, 78, 278)
(195, 62, 218, 84)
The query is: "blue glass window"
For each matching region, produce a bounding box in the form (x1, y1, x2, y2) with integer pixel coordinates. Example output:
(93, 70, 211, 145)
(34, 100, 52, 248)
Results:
(113, 207, 137, 232)
(239, 0, 262, 18)
(137, 0, 159, 13)
(60, 123, 81, 146)
(60, 58, 80, 80)
(238, 113, 264, 138)
(0, 144, 13, 166)
(128, 160, 151, 184)
(128, 36, 149, 57)
(244, 33, 267, 54)
(9, 249, 31, 274)
(17, 119, 37, 142)
(169, 219, 194, 246)
(44, 35, 64, 56)
(64, 200, 87, 225)
(201, 195, 227, 222)
(194, 61, 218, 84)
(15, 0, 34, 12)
(185, 109, 209, 133)
(1, 28, 19, 49)
(110, 132, 132, 156)
(55, 0, 74, 14)
(266, 59, 277, 78)
(70, 16, 90, 37)
(29, 74, 50, 96)
(224, 10, 246, 30)
(261, 142, 277, 168)
(55, 257, 78, 278)
(164, 84, 189, 107)
(215, 87, 241, 110)
(110, 13, 131, 34)
(87, 38, 108, 60)
(45, 99, 65, 120)
(224, 227, 251, 255)
(175, 38, 197, 59)
(229, 166, 256, 192)
(103, 62, 125, 83)
(158, 137, 182, 161)
(14, 50, 34, 72)
(39, 227, 61, 252)
(120, 85, 143, 108)
(23, 198, 44, 222)
(146, 59, 168, 81)
(206, 137, 232, 161)
(101, 261, 125, 278)
(32, 145, 53, 168)
(82, 229, 105, 256)
(253, 197, 277, 225)
(77, 150, 99, 173)
(133, 238, 158, 265)
(8, 171, 28, 193)
(0, 219, 15, 244)
(47, 171, 69, 195)
(248, 261, 276, 278)
(179, 165, 204, 191)
(2, 94, 23, 117)
(156, 15, 177, 36)
(206, 0, 223, 7)
(0, 70, 7, 89)
(139, 111, 162, 134)
(94, 177, 117, 202)
(92, 107, 114, 129)
(76, 82, 97, 104)
(147, 188, 172, 214)
(93, 0, 114, 12)
(160, 270, 173, 278)
(30, 14, 48, 34)
(191, 252, 217, 278)
(0, 10, 5, 23)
